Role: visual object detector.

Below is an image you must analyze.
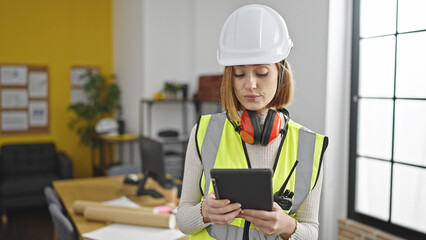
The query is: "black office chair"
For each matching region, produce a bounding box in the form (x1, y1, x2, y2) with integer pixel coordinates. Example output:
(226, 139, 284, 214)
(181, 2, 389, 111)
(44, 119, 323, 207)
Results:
(48, 203, 78, 240)
(44, 186, 63, 212)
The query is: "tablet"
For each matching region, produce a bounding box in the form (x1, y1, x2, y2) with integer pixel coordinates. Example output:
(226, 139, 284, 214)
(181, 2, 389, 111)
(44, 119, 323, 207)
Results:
(210, 168, 273, 211)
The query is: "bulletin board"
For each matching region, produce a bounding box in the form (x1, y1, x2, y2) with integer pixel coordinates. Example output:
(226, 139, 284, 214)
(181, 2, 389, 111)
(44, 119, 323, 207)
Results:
(70, 65, 100, 104)
(0, 64, 50, 135)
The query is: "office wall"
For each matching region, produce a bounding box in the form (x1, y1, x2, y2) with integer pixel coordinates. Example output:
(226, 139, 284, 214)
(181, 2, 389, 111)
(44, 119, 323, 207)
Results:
(322, 0, 352, 239)
(114, 0, 329, 136)
(112, 0, 144, 137)
(0, 0, 113, 178)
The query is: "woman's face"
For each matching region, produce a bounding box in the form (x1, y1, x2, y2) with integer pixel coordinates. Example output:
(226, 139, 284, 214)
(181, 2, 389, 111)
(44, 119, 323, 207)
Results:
(232, 64, 278, 114)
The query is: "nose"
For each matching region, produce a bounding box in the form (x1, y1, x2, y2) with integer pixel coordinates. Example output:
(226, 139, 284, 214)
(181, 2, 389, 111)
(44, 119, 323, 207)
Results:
(245, 74, 257, 90)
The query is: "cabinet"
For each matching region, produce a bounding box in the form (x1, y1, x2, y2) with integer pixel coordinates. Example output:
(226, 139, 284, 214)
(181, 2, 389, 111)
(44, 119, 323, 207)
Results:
(139, 98, 221, 179)
(139, 99, 192, 180)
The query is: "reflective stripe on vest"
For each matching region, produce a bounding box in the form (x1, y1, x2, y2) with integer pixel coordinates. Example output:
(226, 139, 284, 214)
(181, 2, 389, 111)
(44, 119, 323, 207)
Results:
(200, 113, 227, 196)
(291, 127, 315, 214)
(191, 113, 327, 240)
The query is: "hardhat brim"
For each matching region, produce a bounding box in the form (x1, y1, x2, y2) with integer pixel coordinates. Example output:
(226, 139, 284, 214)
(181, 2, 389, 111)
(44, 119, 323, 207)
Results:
(217, 40, 293, 66)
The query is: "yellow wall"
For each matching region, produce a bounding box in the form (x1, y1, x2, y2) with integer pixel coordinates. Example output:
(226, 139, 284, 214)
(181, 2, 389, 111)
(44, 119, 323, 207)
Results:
(0, 0, 112, 178)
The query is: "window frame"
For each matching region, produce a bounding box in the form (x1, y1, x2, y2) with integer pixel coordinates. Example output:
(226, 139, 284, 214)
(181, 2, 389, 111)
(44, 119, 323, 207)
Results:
(348, 0, 426, 239)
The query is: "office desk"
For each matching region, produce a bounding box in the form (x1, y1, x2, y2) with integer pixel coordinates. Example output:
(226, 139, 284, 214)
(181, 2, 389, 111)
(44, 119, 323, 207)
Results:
(53, 176, 187, 240)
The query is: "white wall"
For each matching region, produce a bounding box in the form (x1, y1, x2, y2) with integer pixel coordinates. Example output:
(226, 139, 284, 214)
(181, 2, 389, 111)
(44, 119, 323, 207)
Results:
(321, 0, 352, 239)
(112, 0, 144, 137)
(114, 0, 330, 136)
(141, 0, 195, 99)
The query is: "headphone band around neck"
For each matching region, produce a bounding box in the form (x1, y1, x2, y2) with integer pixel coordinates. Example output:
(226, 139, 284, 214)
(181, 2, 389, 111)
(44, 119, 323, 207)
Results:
(226, 108, 290, 133)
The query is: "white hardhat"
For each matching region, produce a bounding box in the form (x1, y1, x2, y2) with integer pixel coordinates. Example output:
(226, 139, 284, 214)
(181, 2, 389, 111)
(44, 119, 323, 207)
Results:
(217, 4, 293, 66)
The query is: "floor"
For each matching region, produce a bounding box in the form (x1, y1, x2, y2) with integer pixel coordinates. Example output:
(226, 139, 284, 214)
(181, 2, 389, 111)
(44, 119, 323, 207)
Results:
(0, 206, 54, 240)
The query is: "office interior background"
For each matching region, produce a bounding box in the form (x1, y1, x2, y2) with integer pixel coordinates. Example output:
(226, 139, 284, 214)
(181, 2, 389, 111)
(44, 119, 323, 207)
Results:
(1, 0, 425, 239)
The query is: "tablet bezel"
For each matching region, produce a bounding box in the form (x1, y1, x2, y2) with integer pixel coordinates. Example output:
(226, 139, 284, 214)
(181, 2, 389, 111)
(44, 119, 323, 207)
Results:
(210, 168, 273, 211)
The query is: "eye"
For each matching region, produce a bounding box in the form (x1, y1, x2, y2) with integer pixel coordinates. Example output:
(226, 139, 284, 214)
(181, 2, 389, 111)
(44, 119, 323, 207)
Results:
(257, 72, 268, 77)
(234, 73, 245, 78)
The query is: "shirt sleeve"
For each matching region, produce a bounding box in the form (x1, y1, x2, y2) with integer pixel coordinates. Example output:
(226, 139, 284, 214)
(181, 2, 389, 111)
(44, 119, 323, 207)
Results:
(176, 125, 212, 234)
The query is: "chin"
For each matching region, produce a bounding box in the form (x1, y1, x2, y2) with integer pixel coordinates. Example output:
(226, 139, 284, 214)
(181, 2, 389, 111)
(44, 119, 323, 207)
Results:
(242, 104, 267, 112)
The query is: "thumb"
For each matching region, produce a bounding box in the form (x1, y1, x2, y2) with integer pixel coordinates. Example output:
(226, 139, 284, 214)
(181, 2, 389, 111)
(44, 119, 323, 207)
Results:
(273, 202, 282, 211)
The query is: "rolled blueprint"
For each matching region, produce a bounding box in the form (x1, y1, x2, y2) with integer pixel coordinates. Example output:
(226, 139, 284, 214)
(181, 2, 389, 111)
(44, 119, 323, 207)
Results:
(83, 206, 176, 229)
(73, 200, 153, 215)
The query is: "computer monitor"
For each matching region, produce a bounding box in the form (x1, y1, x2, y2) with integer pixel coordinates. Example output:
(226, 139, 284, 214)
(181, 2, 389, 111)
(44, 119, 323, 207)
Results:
(137, 136, 175, 198)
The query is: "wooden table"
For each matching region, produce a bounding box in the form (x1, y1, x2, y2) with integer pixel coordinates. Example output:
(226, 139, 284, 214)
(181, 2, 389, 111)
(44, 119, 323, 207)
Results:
(53, 175, 188, 240)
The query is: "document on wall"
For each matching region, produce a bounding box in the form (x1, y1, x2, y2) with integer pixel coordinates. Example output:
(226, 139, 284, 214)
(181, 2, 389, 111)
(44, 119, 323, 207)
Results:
(29, 72, 48, 98)
(0, 65, 27, 85)
(29, 101, 48, 127)
(1, 89, 28, 108)
(71, 67, 89, 87)
(1, 111, 28, 131)
(82, 223, 185, 240)
(71, 88, 88, 104)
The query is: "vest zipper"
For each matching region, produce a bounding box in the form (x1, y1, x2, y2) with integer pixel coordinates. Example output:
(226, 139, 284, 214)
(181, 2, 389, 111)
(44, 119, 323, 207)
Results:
(242, 220, 251, 240)
(241, 140, 252, 168)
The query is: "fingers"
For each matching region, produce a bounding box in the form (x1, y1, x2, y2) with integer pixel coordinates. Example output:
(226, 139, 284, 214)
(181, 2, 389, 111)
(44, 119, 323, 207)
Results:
(240, 202, 283, 220)
(209, 207, 242, 225)
(240, 209, 273, 221)
(202, 192, 242, 225)
(207, 196, 233, 208)
(272, 202, 282, 211)
(239, 212, 281, 236)
(238, 204, 291, 236)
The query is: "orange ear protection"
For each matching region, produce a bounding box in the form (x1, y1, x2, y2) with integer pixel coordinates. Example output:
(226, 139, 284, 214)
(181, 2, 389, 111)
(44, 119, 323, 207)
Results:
(239, 109, 282, 146)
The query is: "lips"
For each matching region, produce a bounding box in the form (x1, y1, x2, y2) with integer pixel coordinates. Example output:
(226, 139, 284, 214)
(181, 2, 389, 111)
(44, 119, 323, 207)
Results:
(244, 94, 260, 101)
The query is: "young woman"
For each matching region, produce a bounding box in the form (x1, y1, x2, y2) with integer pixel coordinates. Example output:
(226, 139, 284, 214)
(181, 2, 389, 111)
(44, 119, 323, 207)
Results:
(177, 4, 328, 240)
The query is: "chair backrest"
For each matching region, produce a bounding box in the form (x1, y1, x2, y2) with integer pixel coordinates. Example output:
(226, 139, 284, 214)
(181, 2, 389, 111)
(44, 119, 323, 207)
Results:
(44, 186, 63, 212)
(107, 164, 141, 176)
(48, 203, 77, 240)
(0, 143, 57, 178)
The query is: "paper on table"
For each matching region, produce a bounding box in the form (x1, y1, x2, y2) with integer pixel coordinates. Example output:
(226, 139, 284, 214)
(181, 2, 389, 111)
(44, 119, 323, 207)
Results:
(82, 223, 185, 240)
(103, 196, 140, 208)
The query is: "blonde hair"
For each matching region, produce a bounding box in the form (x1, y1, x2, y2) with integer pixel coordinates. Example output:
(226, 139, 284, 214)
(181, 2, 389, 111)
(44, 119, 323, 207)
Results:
(221, 61, 294, 122)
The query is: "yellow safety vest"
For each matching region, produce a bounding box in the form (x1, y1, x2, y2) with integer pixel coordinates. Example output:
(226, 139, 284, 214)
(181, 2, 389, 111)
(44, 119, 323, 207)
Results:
(190, 112, 328, 240)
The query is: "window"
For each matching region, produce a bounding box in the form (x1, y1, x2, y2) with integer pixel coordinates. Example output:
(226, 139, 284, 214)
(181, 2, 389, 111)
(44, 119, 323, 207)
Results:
(349, 0, 426, 238)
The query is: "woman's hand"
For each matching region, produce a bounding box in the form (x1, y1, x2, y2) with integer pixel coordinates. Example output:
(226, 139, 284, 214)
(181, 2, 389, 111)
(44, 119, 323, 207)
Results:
(201, 192, 242, 225)
(238, 202, 296, 239)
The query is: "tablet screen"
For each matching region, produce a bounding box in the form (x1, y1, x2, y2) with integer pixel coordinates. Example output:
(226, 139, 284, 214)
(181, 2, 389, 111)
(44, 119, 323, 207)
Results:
(210, 168, 273, 211)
